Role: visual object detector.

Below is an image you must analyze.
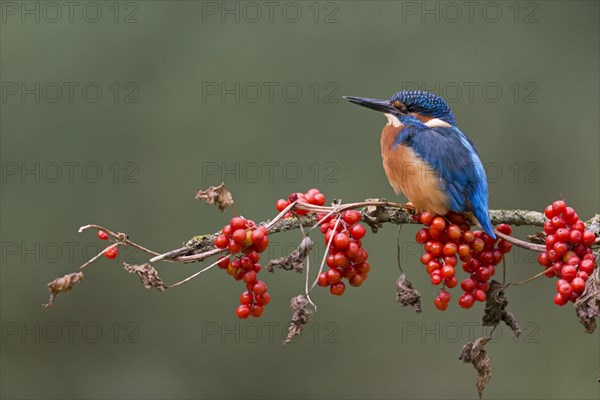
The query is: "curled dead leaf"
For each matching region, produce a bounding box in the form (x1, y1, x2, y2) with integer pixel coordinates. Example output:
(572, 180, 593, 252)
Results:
(267, 236, 313, 273)
(282, 294, 312, 346)
(124, 263, 167, 291)
(482, 280, 521, 337)
(395, 273, 421, 313)
(574, 263, 599, 334)
(459, 336, 492, 399)
(195, 183, 233, 212)
(42, 272, 85, 309)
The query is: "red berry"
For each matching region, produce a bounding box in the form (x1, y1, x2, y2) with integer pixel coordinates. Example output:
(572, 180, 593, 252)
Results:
(333, 233, 350, 250)
(552, 200, 566, 214)
(232, 229, 247, 245)
(446, 224, 461, 240)
(555, 228, 570, 242)
(498, 240, 512, 254)
(441, 266, 455, 279)
(349, 273, 365, 287)
(355, 261, 371, 274)
(430, 273, 443, 286)
(461, 278, 476, 292)
(313, 193, 326, 206)
(103, 246, 118, 259)
(473, 290, 486, 302)
(343, 210, 361, 225)
(419, 212, 434, 226)
(255, 292, 271, 305)
(551, 216, 567, 229)
(496, 224, 512, 235)
(561, 265, 577, 281)
(251, 230, 266, 244)
(236, 305, 251, 318)
(571, 277, 586, 292)
(252, 281, 267, 295)
(434, 296, 448, 311)
(230, 217, 247, 230)
(443, 242, 458, 256)
(350, 224, 367, 239)
(557, 283, 572, 297)
(317, 273, 329, 287)
(228, 240, 242, 254)
(215, 234, 229, 249)
(431, 217, 446, 231)
(544, 205, 555, 219)
(217, 256, 230, 269)
(97, 230, 109, 240)
(326, 268, 342, 284)
(251, 305, 264, 317)
(243, 270, 257, 284)
(553, 292, 569, 306)
(438, 290, 451, 303)
(415, 229, 431, 244)
(333, 252, 348, 268)
(582, 230, 596, 246)
(579, 259, 595, 274)
(330, 281, 346, 296)
(458, 293, 475, 309)
(240, 291, 253, 305)
(445, 276, 458, 288)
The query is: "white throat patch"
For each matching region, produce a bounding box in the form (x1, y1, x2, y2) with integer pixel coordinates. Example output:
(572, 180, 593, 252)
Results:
(385, 113, 402, 127)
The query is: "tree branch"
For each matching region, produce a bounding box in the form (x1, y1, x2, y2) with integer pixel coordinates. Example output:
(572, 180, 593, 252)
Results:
(144, 199, 595, 264)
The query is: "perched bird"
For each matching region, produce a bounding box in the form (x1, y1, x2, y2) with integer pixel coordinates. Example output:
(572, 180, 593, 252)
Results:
(344, 90, 495, 238)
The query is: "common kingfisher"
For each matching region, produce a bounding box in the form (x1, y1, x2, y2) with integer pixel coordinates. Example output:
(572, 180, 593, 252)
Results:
(344, 90, 495, 238)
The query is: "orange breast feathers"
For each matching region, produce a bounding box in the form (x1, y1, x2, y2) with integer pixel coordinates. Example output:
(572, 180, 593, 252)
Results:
(380, 124, 450, 215)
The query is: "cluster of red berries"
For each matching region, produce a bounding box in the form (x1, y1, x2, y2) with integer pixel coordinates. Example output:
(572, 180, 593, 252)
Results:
(537, 200, 596, 306)
(315, 209, 370, 296)
(98, 230, 119, 259)
(275, 188, 326, 217)
(213, 216, 271, 318)
(415, 212, 513, 310)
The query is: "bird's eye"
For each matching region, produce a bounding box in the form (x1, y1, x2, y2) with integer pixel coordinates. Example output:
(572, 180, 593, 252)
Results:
(392, 101, 408, 113)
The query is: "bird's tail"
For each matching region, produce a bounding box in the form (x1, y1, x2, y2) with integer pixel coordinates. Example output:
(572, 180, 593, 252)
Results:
(466, 210, 496, 239)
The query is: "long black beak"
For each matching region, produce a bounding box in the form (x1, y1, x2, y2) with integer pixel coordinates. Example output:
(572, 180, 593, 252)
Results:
(343, 96, 396, 114)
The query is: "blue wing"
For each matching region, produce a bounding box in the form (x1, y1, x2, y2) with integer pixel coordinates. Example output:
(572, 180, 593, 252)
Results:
(396, 123, 495, 238)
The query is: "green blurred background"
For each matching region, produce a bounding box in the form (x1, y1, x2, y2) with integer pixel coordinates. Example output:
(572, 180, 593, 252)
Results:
(1, 1, 599, 399)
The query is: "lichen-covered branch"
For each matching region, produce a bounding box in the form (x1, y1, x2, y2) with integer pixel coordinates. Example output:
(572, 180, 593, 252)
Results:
(155, 200, 594, 263)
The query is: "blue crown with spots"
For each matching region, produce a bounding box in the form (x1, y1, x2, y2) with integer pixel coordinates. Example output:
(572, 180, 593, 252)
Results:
(390, 90, 456, 125)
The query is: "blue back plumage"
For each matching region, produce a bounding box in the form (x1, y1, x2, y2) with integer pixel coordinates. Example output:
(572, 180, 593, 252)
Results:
(394, 115, 495, 238)
(391, 90, 457, 126)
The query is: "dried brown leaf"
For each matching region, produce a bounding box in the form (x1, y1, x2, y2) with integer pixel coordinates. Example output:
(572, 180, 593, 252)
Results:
(42, 272, 85, 309)
(395, 273, 421, 313)
(482, 280, 521, 337)
(195, 182, 233, 212)
(574, 263, 599, 334)
(282, 294, 312, 346)
(267, 236, 313, 273)
(459, 336, 492, 399)
(124, 263, 167, 291)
